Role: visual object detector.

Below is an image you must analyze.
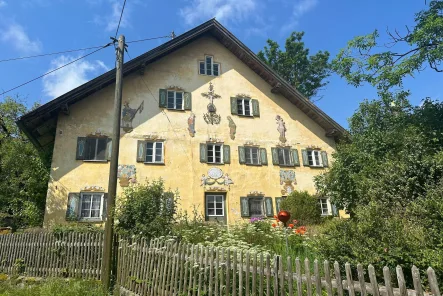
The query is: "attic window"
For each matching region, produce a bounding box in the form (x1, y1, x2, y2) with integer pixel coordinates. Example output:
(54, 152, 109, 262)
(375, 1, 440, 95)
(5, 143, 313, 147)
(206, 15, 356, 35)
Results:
(199, 56, 220, 76)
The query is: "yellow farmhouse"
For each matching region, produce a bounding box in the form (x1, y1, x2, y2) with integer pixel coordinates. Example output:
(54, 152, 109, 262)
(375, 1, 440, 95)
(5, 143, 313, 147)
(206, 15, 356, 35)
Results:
(18, 20, 346, 227)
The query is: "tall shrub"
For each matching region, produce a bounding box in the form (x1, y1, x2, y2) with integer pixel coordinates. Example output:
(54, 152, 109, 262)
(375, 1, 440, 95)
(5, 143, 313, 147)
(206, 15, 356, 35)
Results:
(280, 191, 321, 225)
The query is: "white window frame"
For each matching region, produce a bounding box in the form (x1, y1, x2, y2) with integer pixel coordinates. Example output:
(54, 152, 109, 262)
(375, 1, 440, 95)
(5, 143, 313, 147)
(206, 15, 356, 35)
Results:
(237, 98, 252, 116)
(248, 197, 264, 217)
(278, 147, 291, 166)
(245, 146, 260, 165)
(308, 150, 323, 167)
(166, 90, 184, 110)
(206, 195, 225, 217)
(145, 142, 164, 163)
(207, 143, 223, 164)
(199, 55, 220, 76)
(80, 192, 104, 220)
(318, 198, 332, 216)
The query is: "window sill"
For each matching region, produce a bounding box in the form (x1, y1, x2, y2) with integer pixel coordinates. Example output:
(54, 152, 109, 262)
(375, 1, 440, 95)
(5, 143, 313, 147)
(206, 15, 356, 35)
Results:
(237, 114, 255, 118)
(164, 108, 186, 112)
(308, 165, 324, 169)
(278, 164, 295, 167)
(198, 73, 220, 77)
(245, 163, 262, 166)
(83, 160, 108, 163)
(144, 162, 165, 166)
(206, 162, 225, 165)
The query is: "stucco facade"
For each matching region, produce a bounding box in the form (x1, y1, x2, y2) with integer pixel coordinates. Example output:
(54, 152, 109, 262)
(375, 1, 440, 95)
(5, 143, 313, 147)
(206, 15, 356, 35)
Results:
(43, 34, 342, 227)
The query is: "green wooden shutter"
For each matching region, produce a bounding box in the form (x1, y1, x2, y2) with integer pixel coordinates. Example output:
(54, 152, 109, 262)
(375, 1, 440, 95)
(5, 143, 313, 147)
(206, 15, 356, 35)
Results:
(240, 197, 250, 217)
(275, 197, 282, 213)
(106, 138, 112, 161)
(184, 92, 192, 110)
(200, 143, 207, 163)
(76, 137, 87, 160)
(159, 89, 167, 108)
(264, 197, 274, 217)
(164, 192, 174, 213)
(223, 145, 230, 164)
(137, 140, 146, 162)
(66, 193, 80, 221)
(332, 204, 338, 216)
(260, 148, 267, 165)
(292, 149, 300, 166)
(252, 99, 260, 117)
(321, 151, 329, 167)
(301, 149, 309, 166)
(271, 147, 279, 165)
(238, 146, 246, 164)
(230, 97, 238, 115)
(102, 193, 108, 220)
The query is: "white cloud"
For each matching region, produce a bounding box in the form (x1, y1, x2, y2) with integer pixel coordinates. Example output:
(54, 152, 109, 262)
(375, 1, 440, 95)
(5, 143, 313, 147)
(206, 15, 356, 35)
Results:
(93, 0, 132, 32)
(281, 0, 318, 33)
(0, 1, 7, 8)
(1, 23, 41, 54)
(42, 55, 110, 99)
(179, 0, 257, 26)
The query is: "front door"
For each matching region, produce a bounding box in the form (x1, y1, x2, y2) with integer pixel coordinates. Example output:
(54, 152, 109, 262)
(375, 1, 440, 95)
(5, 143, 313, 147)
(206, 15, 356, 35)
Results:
(205, 194, 227, 224)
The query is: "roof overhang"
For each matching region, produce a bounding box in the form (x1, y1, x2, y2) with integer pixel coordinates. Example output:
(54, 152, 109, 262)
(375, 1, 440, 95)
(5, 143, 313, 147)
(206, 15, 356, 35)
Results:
(17, 19, 346, 151)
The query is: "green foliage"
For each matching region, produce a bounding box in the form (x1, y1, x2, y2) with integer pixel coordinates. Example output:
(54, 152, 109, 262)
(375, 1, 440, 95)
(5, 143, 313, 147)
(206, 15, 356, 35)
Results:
(0, 278, 106, 296)
(257, 32, 331, 99)
(0, 97, 51, 229)
(332, 0, 443, 92)
(51, 223, 104, 236)
(115, 179, 177, 239)
(280, 191, 321, 225)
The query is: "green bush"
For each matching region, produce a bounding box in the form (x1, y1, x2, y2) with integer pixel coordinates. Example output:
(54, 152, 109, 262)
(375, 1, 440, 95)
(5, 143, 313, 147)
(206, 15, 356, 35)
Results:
(115, 179, 177, 239)
(280, 191, 321, 225)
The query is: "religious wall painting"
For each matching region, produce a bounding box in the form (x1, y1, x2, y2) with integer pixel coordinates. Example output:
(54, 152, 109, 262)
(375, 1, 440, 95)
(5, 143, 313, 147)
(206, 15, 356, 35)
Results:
(121, 101, 144, 133)
(276, 115, 287, 143)
(227, 116, 236, 140)
(202, 82, 221, 125)
(280, 170, 296, 195)
(117, 164, 137, 187)
(188, 113, 196, 137)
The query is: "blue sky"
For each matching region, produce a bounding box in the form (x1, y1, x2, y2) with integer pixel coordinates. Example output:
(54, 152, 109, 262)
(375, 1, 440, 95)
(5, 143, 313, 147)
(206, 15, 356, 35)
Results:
(0, 0, 438, 128)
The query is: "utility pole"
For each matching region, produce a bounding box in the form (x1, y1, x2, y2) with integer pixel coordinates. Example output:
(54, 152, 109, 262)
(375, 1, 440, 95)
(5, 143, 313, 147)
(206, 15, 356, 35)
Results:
(102, 34, 125, 292)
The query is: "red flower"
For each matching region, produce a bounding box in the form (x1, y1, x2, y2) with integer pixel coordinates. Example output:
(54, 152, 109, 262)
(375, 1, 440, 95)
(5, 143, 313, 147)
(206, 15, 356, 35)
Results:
(292, 219, 298, 224)
(272, 223, 277, 228)
(288, 224, 294, 229)
(295, 226, 306, 235)
(274, 215, 278, 219)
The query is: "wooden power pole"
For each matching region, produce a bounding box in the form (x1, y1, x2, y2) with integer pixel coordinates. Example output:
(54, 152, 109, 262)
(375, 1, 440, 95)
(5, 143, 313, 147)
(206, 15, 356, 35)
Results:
(102, 34, 125, 292)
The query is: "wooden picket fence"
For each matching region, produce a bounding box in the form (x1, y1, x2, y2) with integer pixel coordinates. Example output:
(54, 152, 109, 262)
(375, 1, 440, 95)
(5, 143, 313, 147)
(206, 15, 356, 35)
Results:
(0, 232, 103, 279)
(117, 238, 442, 296)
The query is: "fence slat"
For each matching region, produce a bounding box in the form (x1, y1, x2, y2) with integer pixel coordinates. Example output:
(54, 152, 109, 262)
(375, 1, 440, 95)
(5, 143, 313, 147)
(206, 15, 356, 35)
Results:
(296, 258, 303, 296)
(334, 261, 344, 296)
(314, 259, 322, 296)
(345, 262, 355, 296)
(259, 254, 264, 296)
(219, 248, 224, 296)
(305, 258, 313, 296)
(368, 265, 380, 296)
(233, 249, 238, 296)
(239, 250, 243, 296)
(209, 247, 215, 296)
(274, 255, 279, 296)
(252, 252, 257, 295)
(226, 248, 231, 296)
(396, 265, 407, 296)
(324, 260, 333, 296)
(357, 264, 367, 296)
(245, 251, 250, 296)
(411, 266, 423, 296)
(383, 266, 394, 296)
(427, 267, 441, 296)
(280, 256, 285, 296)
(288, 257, 294, 296)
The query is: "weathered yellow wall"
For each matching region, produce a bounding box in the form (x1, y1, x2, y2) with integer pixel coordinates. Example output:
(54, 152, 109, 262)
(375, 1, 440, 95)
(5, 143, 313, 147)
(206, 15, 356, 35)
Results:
(44, 35, 338, 227)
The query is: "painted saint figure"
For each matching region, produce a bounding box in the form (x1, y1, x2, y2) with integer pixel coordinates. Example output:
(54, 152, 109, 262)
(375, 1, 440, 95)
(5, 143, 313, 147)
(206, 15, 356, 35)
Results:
(188, 113, 196, 137)
(121, 101, 144, 133)
(276, 115, 287, 143)
(227, 116, 237, 140)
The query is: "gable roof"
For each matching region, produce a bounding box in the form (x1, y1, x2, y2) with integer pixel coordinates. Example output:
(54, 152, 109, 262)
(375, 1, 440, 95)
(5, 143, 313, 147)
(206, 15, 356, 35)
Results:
(17, 19, 345, 151)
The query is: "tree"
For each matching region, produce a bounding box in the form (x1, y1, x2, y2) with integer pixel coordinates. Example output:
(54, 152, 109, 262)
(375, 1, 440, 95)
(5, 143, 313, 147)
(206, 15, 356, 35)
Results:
(257, 32, 331, 100)
(0, 97, 51, 228)
(279, 191, 321, 225)
(332, 0, 443, 92)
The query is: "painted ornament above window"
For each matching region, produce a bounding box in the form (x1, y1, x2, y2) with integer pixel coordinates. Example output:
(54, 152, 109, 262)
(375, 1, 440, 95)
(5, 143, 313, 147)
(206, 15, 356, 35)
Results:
(276, 115, 287, 143)
(201, 167, 234, 187)
(121, 101, 144, 133)
(227, 116, 236, 140)
(202, 82, 221, 125)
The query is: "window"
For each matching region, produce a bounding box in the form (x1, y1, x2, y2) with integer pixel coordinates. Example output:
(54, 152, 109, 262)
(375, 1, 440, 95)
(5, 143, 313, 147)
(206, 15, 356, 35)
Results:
(199, 56, 220, 76)
(80, 193, 104, 220)
(237, 98, 252, 116)
(245, 147, 260, 165)
(145, 142, 164, 163)
(167, 90, 184, 110)
(308, 150, 322, 167)
(76, 137, 108, 161)
(206, 195, 224, 216)
(249, 198, 264, 217)
(278, 148, 291, 166)
(318, 198, 331, 216)
(207, 144, 223, 164)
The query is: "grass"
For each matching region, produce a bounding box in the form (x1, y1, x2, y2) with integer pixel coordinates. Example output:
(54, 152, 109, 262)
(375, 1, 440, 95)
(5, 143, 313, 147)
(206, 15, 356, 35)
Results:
(0, 278, 107, 296)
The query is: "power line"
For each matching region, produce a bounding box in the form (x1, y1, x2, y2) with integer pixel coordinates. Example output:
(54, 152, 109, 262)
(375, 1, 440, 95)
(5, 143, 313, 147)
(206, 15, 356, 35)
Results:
(0, 35, 171, 63)
(0, 43, 112, 97)
(114, 0, 127, 39)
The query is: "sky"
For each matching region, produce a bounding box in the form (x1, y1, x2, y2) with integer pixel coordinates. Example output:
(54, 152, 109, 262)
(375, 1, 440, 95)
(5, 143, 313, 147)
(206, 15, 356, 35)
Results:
(0, 0, 439, 128)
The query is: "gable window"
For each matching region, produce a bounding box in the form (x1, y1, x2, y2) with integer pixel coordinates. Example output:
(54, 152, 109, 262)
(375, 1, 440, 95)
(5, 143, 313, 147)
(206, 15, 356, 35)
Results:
(200, 143, 230, 164)
(167, 90, 184, 110)
(207, 144, 223, 164)
(237, 98, 252, 116)
(271, 147, 300, 167)
(245, 147, 260, 165)
(80, 192, 105, 220)
(301, 149, 328, 167)
(199, 55, 220, 76)
(76, 137, 111, 161)
(145, 142, 164, 163)
(318, 198, 331, 216)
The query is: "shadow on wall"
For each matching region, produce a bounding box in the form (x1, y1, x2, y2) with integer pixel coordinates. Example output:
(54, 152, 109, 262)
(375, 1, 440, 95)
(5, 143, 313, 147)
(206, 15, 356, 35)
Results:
(43, 174, 71, 227)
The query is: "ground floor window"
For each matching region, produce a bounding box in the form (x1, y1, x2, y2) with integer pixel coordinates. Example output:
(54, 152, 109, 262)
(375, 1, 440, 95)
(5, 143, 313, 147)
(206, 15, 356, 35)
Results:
(205, 194, 226, 223)
(80, 193, 104, 220)
(248, 197, 264, 216)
